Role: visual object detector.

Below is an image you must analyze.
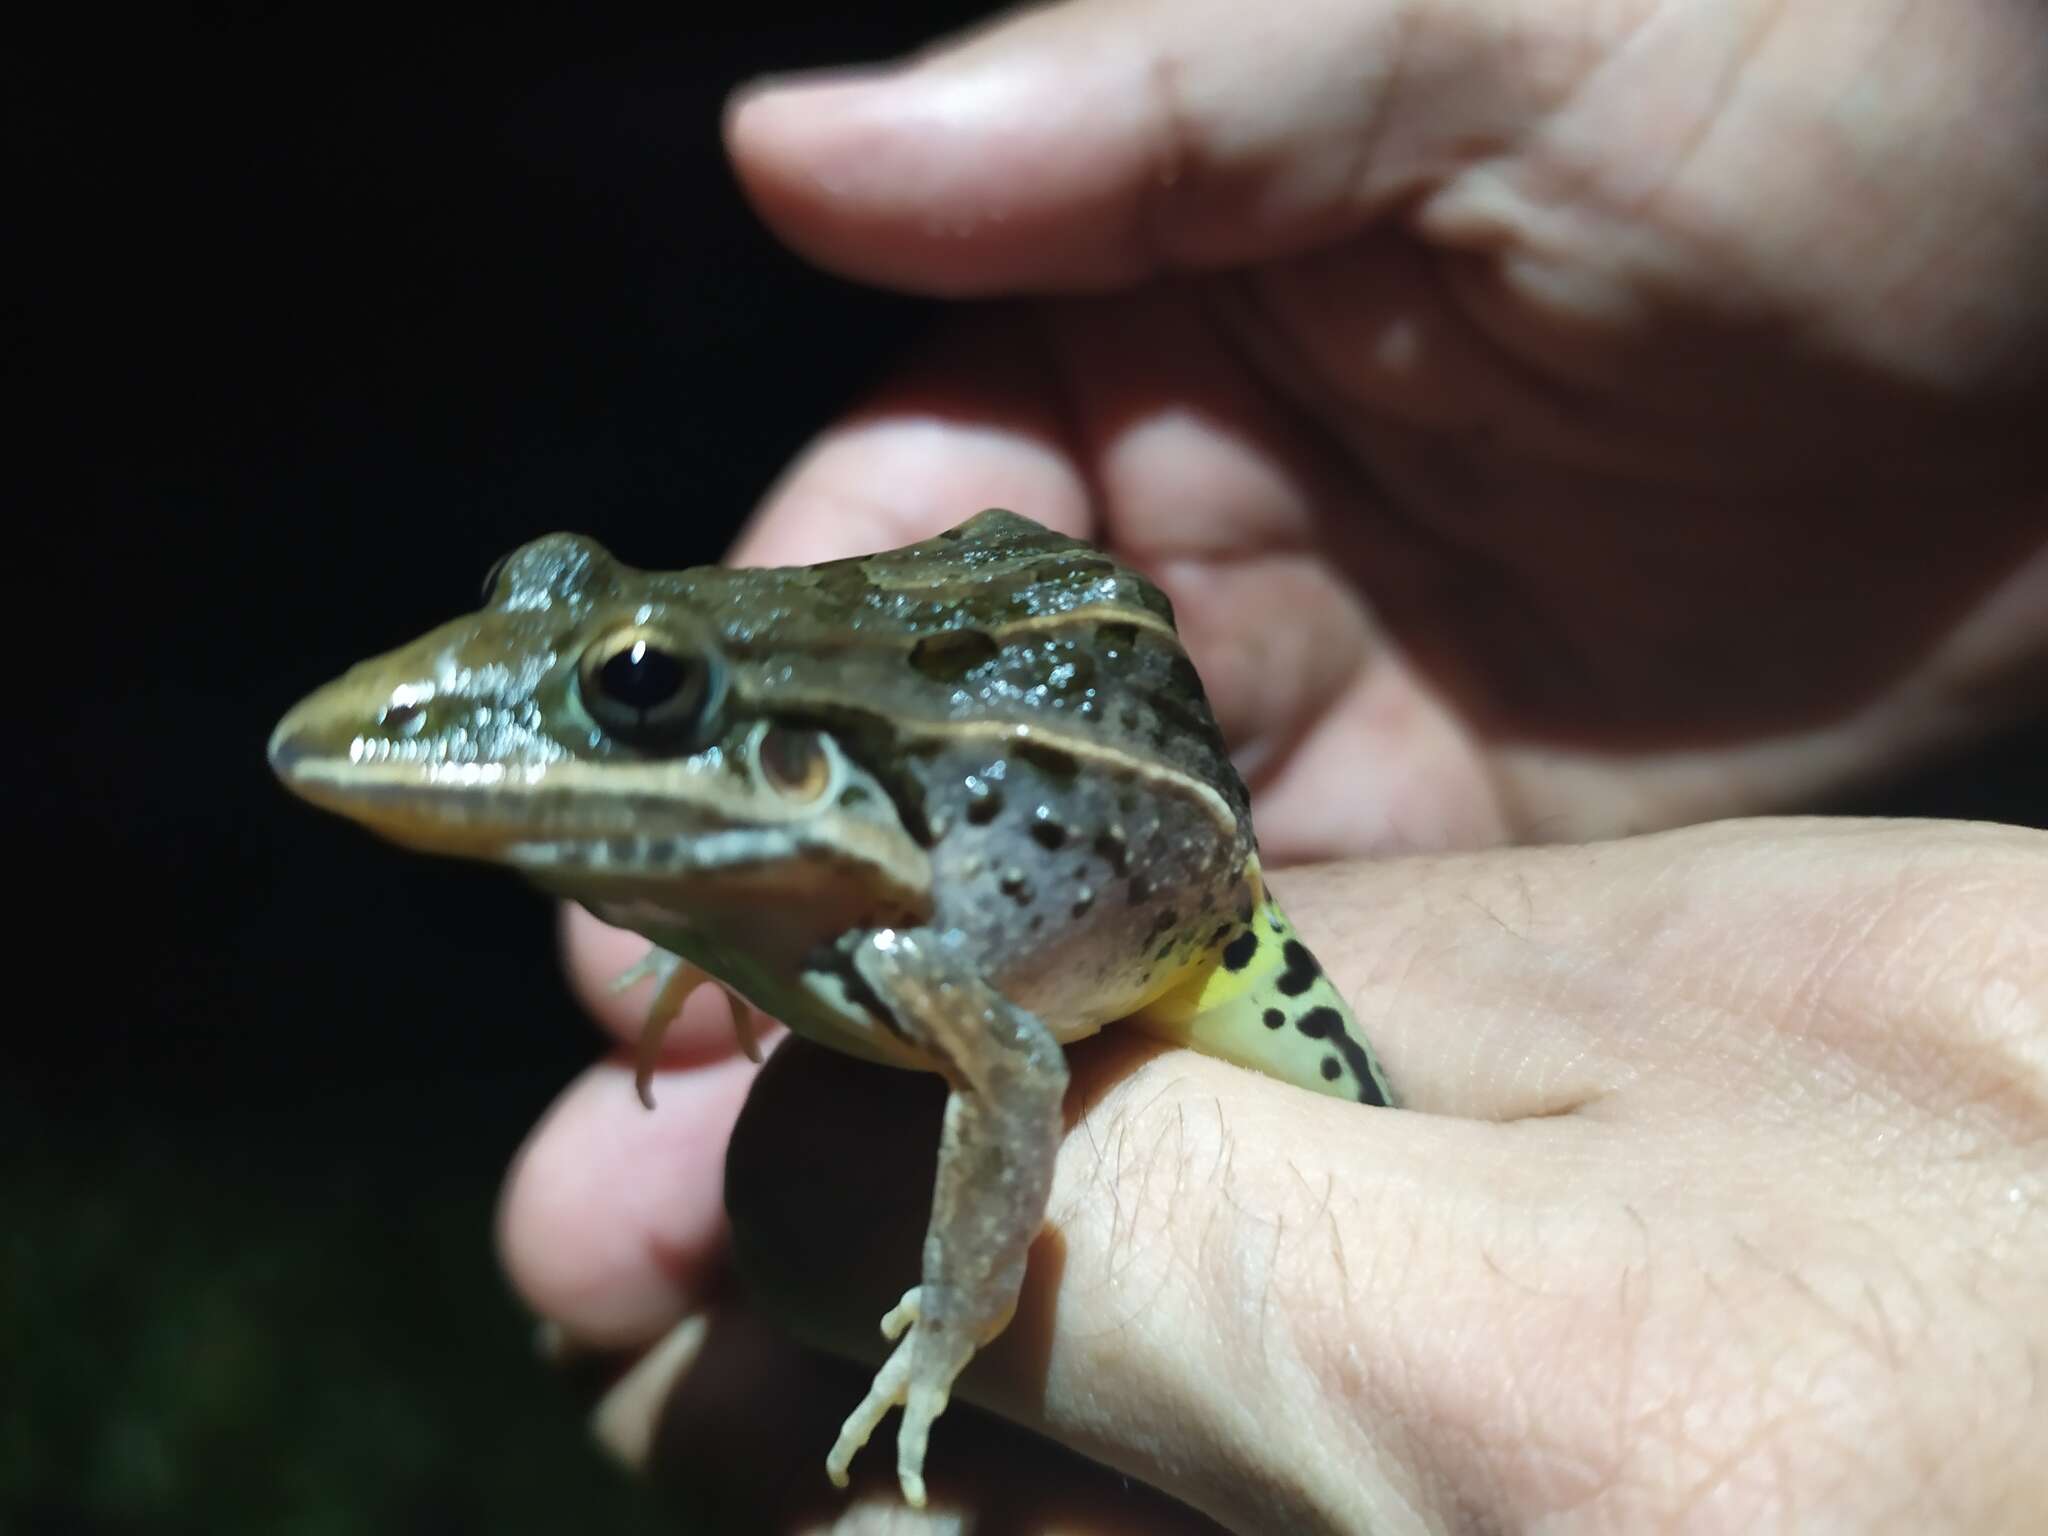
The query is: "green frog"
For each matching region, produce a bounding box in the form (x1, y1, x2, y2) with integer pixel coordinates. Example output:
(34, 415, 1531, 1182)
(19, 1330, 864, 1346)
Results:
(268, 508, 1397, 1505)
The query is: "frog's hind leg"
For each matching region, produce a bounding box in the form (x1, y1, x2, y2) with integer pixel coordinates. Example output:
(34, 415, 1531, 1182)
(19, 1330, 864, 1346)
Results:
(611, 947, 763, 1108)
(1132, 861, 1398, 1108)
(824, 928, 1068, 1508)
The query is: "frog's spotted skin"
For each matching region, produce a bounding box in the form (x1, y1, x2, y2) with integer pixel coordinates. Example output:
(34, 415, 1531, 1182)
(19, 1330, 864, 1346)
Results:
(1135, 858, 1395, 1107)
(268, 508, 1398, 1507)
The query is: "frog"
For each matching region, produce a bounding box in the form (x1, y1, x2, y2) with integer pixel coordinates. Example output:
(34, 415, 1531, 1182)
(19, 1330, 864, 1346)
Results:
(267, 508, 1398, 1506)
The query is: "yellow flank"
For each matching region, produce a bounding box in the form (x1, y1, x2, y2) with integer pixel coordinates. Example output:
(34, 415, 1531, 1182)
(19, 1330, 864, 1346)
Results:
(1131, 860, 1397, 1107)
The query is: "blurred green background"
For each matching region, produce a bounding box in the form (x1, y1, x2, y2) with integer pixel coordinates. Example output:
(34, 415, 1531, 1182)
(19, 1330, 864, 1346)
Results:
(11, 5, 2045, 1533)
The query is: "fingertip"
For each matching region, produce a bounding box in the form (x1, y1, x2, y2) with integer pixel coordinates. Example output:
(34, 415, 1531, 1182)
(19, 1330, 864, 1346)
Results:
(721, 25, 1155, 294)
(559, 902, 647, 1035)
(733, 418, 1092, 568)
(726, 310, 1096, 567)
(497, 1056, 756, 1350)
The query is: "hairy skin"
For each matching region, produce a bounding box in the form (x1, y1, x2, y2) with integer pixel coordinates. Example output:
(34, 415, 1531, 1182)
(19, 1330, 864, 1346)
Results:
(494, 0, 2048, 1528)
(511, 821, 2048, 1532)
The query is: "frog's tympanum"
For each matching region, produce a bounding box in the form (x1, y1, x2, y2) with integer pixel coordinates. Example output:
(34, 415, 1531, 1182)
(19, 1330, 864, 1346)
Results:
(269, 509, 1397, 1505)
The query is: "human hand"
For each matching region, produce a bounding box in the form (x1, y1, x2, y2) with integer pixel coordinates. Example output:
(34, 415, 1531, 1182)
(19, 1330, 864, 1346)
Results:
(499, 1, 2048, 1527)
(509, 819, 2047, 1530)
(718, 0, 2048, 860)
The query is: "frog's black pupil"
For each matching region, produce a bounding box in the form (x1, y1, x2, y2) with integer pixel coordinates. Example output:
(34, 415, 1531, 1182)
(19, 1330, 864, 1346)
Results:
(598, 640, 687, 712)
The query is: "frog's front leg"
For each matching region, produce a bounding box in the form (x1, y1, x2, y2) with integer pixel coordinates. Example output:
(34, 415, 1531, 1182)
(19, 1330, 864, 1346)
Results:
(612, 945, 765, 1108)
(824, 927, 1069, 1508)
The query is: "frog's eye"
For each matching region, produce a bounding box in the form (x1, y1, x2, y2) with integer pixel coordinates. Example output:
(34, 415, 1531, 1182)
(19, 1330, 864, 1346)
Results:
(576, 626, 722, 748)
(756, 725, 834, 803)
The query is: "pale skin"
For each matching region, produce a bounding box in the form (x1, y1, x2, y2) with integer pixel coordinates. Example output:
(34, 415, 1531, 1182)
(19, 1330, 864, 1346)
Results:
(495, 0, 2048, 1529)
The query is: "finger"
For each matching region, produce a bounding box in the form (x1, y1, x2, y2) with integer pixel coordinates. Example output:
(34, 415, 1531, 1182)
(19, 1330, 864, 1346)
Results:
(1023, 284, 1506, 854)
(724, 290, 1503, 857)
(528, 816, 2038, 1359)
(1277, 816, 2048, 1122)
(727, 305, 1094, 567)
(725, 0, 1543, 294)
(497, 1052, 756, 1350)
(725, 819, 2048, 1529)
(727, 1032, 1437, 1532)
(502, 1051, 1228, 1526)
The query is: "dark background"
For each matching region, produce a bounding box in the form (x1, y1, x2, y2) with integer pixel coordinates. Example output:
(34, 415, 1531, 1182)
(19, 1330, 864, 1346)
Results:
(9, 6, 2044, 1534)
(12, 7, 984, 1533)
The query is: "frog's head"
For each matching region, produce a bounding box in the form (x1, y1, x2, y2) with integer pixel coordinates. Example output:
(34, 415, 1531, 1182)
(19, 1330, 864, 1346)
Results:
(268, 533, 931, 929)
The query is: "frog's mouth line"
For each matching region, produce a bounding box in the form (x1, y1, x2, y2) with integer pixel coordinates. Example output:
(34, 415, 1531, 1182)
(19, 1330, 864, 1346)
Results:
(268, 739, 936, 903)
(269, 746, 773, 861)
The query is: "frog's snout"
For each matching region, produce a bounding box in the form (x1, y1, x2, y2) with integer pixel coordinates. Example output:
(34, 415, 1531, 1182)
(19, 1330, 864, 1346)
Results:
(268, 684, 360, 793)
(266, 709, 307, 783)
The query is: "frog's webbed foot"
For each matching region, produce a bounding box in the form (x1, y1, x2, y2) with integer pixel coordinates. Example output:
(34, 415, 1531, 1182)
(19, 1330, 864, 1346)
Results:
(824, 928, 1067, 1507)
(611, 946, 763, 1108)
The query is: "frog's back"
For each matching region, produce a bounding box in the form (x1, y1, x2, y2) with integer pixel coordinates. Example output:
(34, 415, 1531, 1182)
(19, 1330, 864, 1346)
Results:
(672, 509, 1252, 841)
(668, 512, 1247, 1022)
(654, 510, 1391, 1105)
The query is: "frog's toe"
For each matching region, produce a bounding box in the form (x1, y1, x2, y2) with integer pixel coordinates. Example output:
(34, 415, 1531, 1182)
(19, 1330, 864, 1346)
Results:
(613, 947, 715, 1109)
(720, 986, 765, 1063)
(896, 1378, 953, 1509)
(880, 1285, 921, 1340)
(609, 946, 680, 994)
(825, 1332, 913, 1491)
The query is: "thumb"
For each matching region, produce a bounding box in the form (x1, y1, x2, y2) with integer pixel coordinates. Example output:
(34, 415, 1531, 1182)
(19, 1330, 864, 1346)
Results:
(723, 0, 1544, 295)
